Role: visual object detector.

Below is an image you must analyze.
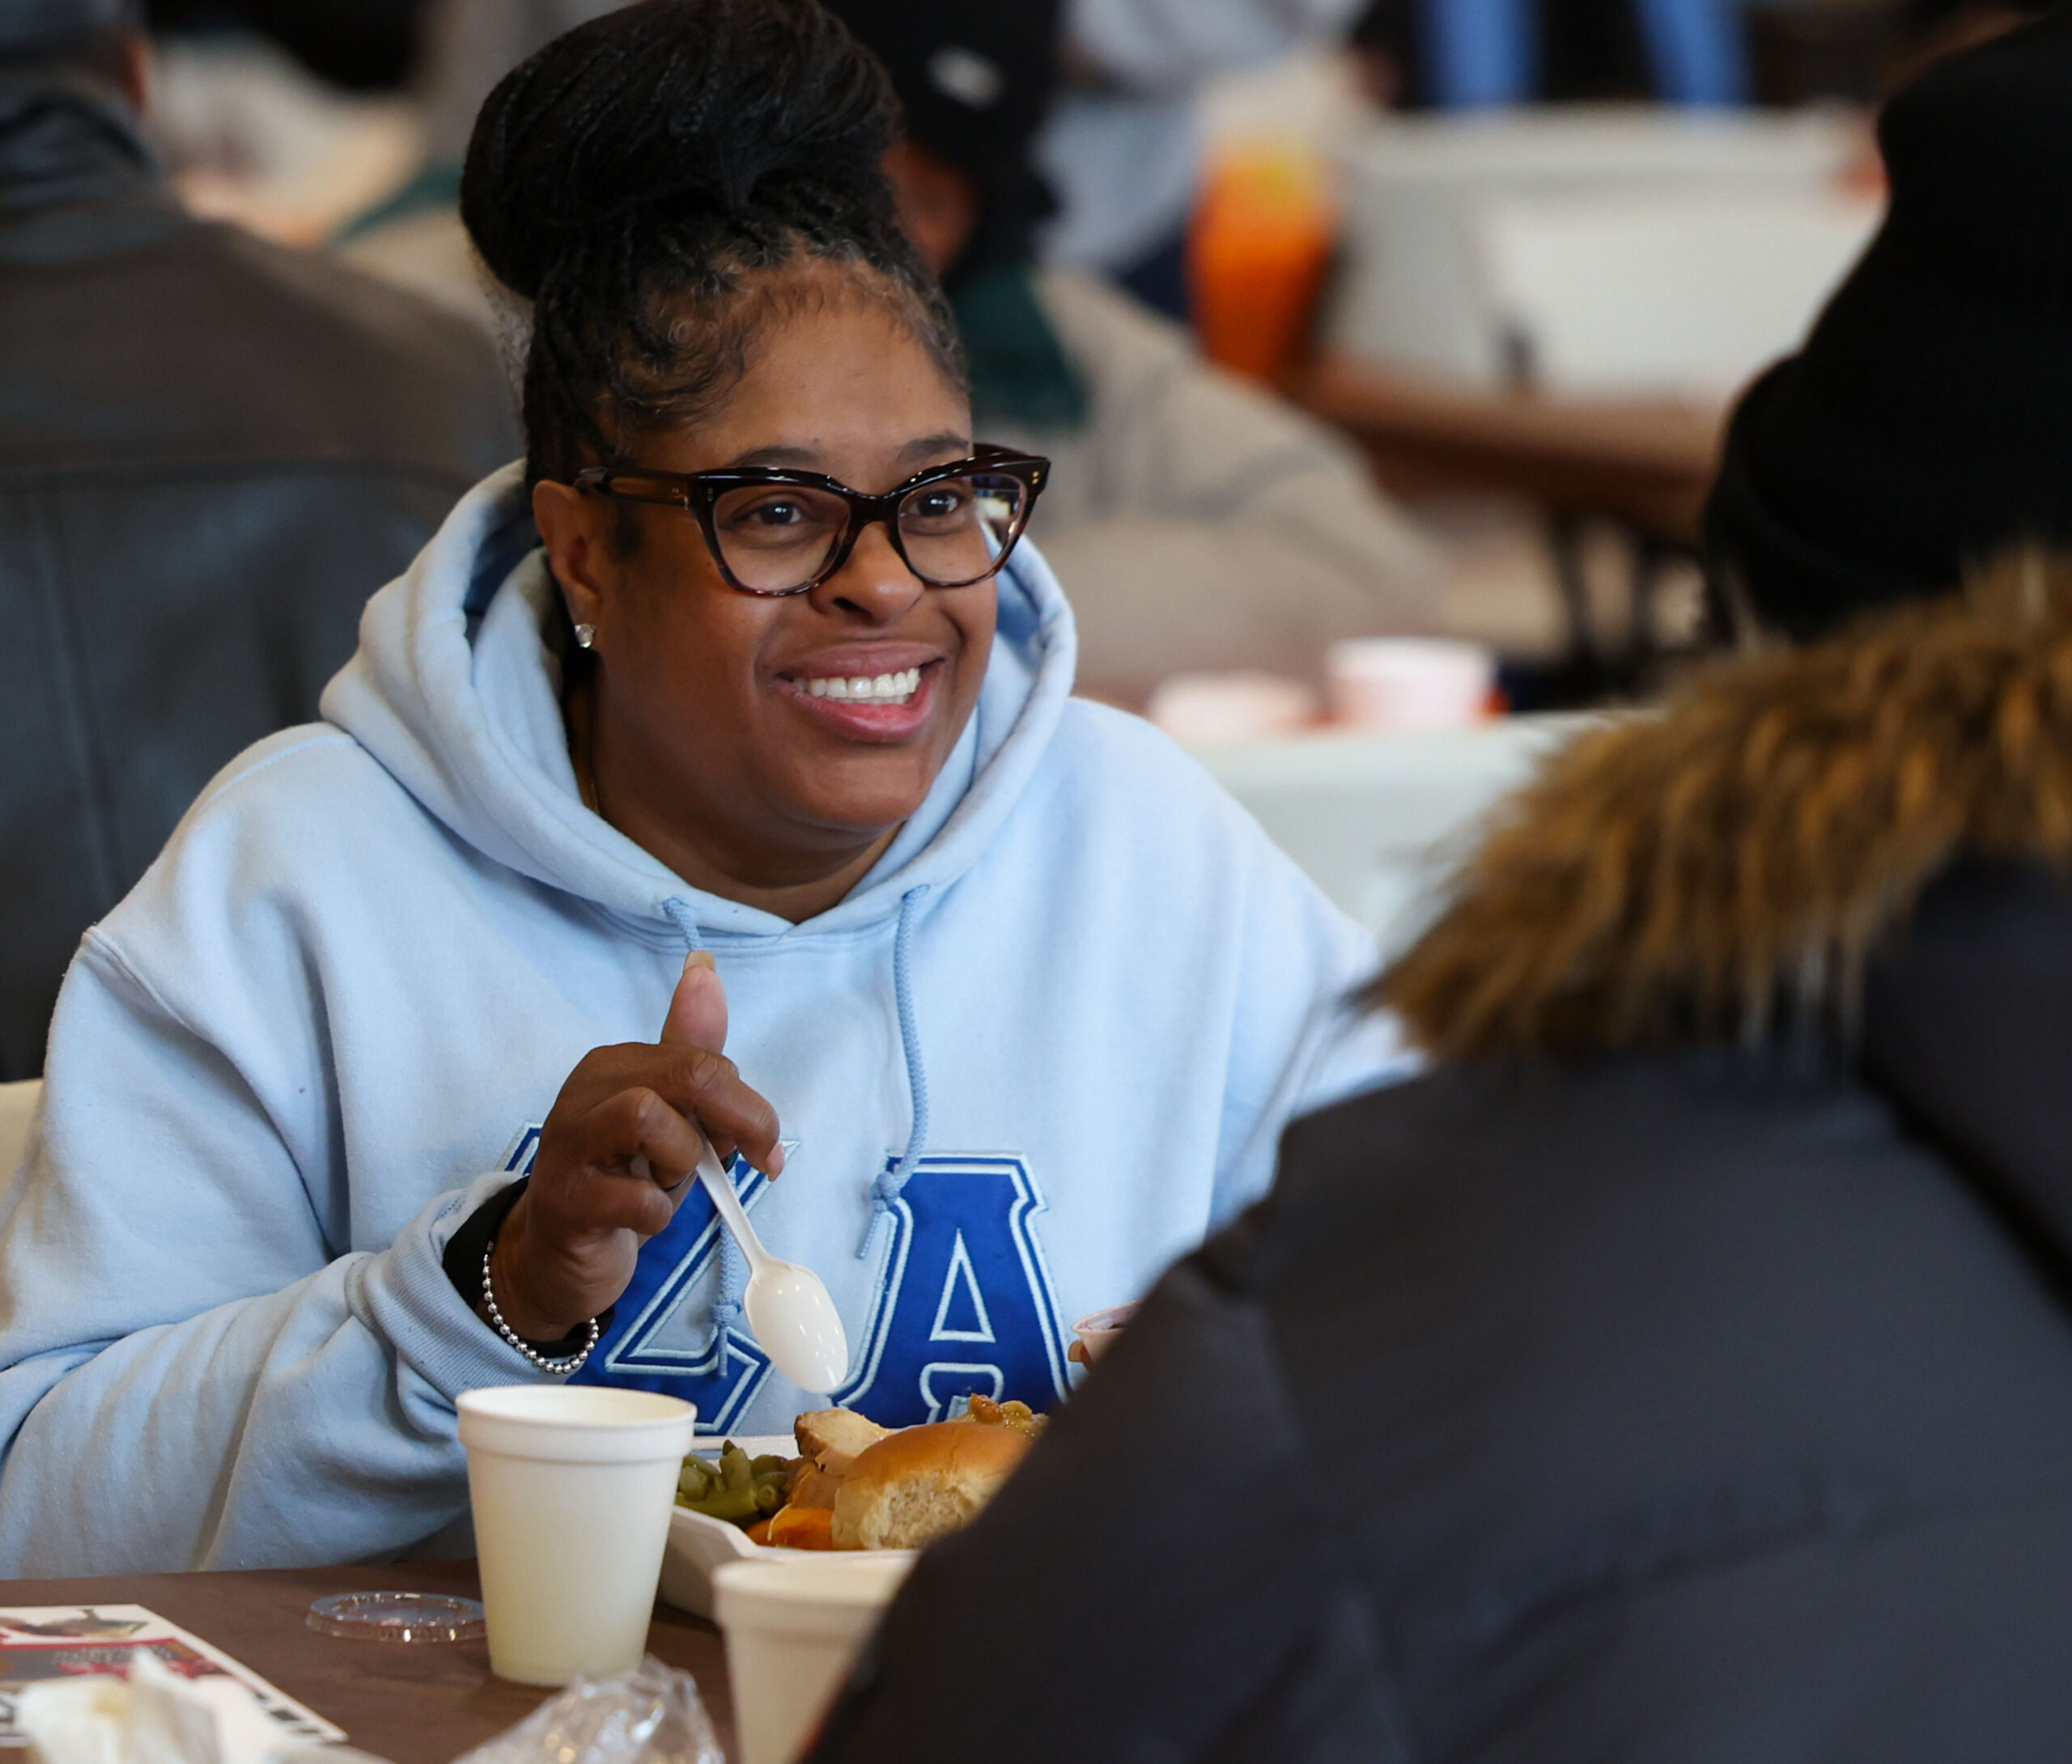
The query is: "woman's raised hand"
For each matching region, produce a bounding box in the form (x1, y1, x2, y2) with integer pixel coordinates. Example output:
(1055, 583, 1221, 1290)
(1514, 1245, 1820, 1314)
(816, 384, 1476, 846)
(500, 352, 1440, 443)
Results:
(485, 952, 783, 1342)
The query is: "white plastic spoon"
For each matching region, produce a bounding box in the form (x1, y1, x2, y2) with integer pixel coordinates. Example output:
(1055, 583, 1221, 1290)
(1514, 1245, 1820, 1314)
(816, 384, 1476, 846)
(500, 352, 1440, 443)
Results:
(696, 1143, 851, 1394)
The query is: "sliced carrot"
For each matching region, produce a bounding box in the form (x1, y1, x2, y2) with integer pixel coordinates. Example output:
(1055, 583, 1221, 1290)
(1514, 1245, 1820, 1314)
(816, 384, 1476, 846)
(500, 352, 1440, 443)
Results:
(766, 1505, 838, 1550)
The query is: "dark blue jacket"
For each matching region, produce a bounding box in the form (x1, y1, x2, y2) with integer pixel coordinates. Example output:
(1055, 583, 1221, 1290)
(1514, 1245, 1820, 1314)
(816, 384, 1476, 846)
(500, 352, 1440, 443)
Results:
(811, 859, 2072, 1761)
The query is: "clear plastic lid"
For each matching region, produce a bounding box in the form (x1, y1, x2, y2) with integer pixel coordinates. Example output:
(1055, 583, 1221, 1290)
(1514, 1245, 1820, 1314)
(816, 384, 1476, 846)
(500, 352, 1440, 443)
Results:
(306, 1592, 486, 1644)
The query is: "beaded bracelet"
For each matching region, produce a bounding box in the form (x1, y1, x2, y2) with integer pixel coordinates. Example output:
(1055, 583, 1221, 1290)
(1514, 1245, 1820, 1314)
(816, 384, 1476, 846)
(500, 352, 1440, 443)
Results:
(481, 1239, 601, 1376)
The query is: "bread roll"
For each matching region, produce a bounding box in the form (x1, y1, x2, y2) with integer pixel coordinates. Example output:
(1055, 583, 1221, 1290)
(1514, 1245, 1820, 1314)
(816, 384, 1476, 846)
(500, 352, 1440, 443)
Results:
(830, 1420, 1031, 1550)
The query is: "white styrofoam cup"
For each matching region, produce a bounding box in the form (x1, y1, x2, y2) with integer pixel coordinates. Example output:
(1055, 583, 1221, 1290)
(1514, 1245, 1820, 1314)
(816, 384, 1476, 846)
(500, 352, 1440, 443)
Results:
(456, 1385, 698, 1686)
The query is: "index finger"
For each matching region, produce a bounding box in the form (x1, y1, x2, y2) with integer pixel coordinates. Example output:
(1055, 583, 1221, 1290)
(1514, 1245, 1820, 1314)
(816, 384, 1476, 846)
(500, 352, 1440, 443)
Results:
(652, 1045, 785, 1177)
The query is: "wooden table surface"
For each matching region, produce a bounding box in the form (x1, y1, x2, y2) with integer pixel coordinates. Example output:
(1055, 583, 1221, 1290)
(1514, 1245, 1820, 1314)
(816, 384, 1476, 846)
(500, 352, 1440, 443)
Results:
(1294, 352, 1726, 541)
(0, 1561, 734, 1764)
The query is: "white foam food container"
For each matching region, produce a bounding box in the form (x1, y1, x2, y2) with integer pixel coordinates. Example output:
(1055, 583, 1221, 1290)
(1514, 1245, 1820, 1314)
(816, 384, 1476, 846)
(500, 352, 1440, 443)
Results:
(657, 1435, 916, 1619)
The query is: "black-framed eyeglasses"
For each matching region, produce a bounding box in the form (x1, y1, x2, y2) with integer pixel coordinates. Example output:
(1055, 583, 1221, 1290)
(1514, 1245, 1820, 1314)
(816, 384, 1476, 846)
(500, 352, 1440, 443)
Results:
(571, 445, 1051, 598)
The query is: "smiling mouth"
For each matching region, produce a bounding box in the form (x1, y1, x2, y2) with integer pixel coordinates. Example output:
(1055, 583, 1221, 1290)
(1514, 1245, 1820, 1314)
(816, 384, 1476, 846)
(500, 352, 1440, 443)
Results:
(796, 667, 924, 706)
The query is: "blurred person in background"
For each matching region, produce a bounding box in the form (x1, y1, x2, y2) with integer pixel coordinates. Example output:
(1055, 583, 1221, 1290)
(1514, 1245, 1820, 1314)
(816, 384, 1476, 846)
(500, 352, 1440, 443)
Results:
(1707, 4, 2072, 641)
(416, 0, 614, 154)
(145, 0, 425, 90)
(365, 0, 1370, 330)
(0, 0, 514, 1079)
(806, 19, 2072, 1760)
(334, 0, 621, 322)
(1352, 0, 1747, 107)
(1033, 0, 1368, 320)
(826, 0, 1445, 703)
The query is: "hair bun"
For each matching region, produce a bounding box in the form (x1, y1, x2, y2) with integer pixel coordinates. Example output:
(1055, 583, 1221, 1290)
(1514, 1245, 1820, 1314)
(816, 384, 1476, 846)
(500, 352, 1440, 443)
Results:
(461, 0, 901, 302)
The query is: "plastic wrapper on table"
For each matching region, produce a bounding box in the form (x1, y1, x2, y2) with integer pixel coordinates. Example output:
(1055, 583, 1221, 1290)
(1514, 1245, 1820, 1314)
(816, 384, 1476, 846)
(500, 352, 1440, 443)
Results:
(21, 1648, 220, 1764)
(448, 1658, 721, 1764)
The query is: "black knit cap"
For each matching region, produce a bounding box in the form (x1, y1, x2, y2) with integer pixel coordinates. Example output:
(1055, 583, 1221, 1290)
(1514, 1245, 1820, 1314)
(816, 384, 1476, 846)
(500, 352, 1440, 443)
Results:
(1705, 5, 2072, 641)
(817, 0, 1063, 276)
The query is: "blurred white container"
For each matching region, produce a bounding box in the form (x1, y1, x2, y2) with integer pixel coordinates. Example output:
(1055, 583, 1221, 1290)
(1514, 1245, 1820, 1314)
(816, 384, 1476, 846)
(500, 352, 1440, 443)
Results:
(1327, 638, 1495, 732)
(1325, 106, 1869, 386)
(1196, 714, 1600, 956)
(1475, 186, 1882, 400)
(458, 1386, 698, 1687)
(1145, 671, 1319, 746)
(715, 1556, 916, 1764)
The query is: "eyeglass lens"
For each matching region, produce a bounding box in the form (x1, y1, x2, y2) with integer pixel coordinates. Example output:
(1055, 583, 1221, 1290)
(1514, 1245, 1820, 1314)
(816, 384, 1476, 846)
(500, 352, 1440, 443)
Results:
(710, 469, 1030, 593)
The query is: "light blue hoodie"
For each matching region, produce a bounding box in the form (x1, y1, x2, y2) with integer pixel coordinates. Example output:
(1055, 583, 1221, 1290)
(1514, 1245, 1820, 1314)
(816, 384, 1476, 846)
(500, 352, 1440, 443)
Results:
(0, 467, 1399, 1575)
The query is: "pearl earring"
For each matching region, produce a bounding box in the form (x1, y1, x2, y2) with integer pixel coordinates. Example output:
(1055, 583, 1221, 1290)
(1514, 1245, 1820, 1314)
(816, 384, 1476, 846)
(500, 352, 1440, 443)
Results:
(574, 623, 597, 650)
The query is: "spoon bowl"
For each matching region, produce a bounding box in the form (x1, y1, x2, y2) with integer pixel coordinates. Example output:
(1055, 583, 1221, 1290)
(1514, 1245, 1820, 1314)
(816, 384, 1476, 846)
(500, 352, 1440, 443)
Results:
(741, 1262, 851, 1396)
(696, 1147, 851, 1394)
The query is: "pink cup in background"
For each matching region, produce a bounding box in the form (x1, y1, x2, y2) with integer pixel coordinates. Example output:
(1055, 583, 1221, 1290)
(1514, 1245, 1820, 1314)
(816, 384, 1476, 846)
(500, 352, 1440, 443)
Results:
(1327, 638, 1497, 733)
(1145, 672, 1318, 746)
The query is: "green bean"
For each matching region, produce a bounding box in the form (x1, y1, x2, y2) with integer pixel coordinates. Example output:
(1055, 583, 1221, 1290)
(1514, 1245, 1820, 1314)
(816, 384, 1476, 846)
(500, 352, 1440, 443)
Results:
(675, 1443, 772, 1522)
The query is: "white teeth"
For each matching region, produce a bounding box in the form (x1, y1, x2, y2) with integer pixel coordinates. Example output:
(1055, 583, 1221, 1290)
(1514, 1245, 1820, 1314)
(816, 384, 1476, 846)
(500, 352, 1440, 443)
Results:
(804, 668, 922, 704)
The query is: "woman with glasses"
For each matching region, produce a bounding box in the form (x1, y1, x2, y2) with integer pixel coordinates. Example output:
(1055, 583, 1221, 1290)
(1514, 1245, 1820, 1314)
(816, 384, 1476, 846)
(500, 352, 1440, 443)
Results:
(0, 0, 1396, 1575)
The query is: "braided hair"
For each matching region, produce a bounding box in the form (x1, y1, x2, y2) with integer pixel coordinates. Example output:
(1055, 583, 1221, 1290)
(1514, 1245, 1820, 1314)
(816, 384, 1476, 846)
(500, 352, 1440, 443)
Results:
(461, 0, 966, 492)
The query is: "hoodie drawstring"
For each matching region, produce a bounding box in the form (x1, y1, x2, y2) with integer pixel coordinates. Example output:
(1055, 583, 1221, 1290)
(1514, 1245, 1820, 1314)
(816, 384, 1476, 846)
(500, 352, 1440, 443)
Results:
(861, 885, 932, 1257)
(661, 898, 745, 1347)
(663, 887, 934, 1348)
(661, 897, 703, 948)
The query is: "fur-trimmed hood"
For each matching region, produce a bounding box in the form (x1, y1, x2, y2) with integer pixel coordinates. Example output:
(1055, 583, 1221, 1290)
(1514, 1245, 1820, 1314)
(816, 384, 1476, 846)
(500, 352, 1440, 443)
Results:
(1381, 555, 2072, 1062)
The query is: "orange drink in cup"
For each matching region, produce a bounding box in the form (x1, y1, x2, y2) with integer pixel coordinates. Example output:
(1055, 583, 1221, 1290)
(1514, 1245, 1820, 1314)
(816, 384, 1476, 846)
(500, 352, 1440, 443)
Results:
(1190, 143, 1338, 385)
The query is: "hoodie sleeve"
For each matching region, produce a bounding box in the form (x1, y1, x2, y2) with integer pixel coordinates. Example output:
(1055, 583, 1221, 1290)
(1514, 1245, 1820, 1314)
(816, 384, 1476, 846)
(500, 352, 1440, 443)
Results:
(1207, 829, 1419, 1229)
(0, 933, 546, 1575)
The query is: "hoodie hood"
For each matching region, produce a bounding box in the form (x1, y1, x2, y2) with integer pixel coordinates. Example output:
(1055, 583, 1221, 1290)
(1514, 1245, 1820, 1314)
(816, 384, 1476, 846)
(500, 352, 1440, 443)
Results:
(0, 66, 182, 264)
(0, 67, 155, 215)
(321, 462, 1078, 944)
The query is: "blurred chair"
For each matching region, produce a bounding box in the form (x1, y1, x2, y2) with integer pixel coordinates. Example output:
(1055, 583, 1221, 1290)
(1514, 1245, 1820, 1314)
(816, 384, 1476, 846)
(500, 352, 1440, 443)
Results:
(0, 1080, 40, 1202)
(1197, 715, 1596, 957)
(1471, 184, 1874, 670)
(1475, 186, 1883, 399)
